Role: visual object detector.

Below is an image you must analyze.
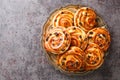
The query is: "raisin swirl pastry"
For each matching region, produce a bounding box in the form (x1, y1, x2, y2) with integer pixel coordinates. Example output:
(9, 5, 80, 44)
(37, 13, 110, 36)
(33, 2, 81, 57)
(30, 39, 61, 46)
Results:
(74, 7, 96, 32)
(53, 9, 74, 28)
(67, 26, 87, 50)
(86, 27, 111, 52)
(44, 27, 71, 54)
(58, 46, 85, 72)
(85, 43, 104, 70)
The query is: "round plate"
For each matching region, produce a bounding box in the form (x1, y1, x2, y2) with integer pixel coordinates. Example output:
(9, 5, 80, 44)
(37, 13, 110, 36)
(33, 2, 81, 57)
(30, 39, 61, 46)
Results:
(41, 5, 109, 75)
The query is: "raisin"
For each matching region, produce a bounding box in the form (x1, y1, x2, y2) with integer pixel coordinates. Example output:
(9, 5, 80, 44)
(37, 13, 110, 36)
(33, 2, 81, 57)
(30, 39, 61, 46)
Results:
(85, 13, 87, 16)
(72, 23, 74, 25)
(88, 55, 91, 58)
(88, 36, 92, 39)
(73, 27, 76, 30)
(65, 33, 68, 37)
(60, 38, 63, 41)
(62, 62, 64, 65)
(102, 34, 106, 37)
(46, 37, 49, 41)
(54, 32, 59, 36)
(71, 63, 74, 67)
(79, 35, 82, 38)
(61, 49, 65, 51)
(84, 38, 87, 41)
(79, 22, 82, 26)
(52, 44, 55, 46)
(97, 57, 99, 60)
(76, 61, 79, 65)
(99, 44, 103, 47)
(55, 19, 57, 22)
(89, 31, 93, 34)
(49, 33, 52, 36)
(63, 57, 66, 60)
(61, 12, 64, 14)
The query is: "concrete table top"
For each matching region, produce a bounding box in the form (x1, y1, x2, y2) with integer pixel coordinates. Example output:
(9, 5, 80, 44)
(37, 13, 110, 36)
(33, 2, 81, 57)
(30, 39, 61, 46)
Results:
(0, 0, 120, 80)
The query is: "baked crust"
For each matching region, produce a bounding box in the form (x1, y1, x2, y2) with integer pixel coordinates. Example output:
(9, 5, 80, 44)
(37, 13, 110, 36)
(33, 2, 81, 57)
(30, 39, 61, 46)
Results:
(53, 9, 74, 28)
(67, 26, 87, 49)
(44, 27, 71, 54)
(74, 7, 96, 32)
(85, 43, 104, 70)
(86, 27, 111, 52)
(58, 46, 85, 72)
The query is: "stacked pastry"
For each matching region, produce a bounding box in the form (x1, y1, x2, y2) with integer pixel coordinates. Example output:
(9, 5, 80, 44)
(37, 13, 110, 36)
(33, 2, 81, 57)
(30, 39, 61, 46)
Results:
(42, 5, 111, 74)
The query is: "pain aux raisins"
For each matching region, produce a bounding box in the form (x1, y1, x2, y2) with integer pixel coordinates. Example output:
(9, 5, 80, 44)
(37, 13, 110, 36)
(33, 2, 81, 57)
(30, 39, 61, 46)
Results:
(42, 5, 111, 75)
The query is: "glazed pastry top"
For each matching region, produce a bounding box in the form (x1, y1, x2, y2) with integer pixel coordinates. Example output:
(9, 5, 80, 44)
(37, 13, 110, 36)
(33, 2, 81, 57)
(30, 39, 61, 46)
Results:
(86, 27, 111, 52)
(44, 27, 71, 54)
(85, 43, 104, 70)
(58, 46, 85, 72)
(67, 26, 86, 48)
(53, 10, 74, 28)
(74, 7, 96, 32)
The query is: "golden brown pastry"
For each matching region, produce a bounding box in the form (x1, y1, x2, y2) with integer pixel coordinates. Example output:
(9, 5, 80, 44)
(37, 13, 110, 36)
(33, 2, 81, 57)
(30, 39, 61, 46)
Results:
(85, 43, 104, 70)
(53, 9, 74, 28)
(67, 26, 87, 50)
(44, 27, 71, 54)
(74, 7, 96, 32)
(42, 5, 111, 75)
(58, 46, 85, 72)
(86, 27, 111, 52)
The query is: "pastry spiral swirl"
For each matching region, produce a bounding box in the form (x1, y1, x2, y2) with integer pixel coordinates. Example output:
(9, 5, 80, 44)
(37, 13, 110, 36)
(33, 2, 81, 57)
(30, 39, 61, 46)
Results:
(58, 46, 85, 72)
(86, 27, 111, 52)
(74, 7, 96, 32)
(53, 10, 74, 28)
(85, 43, 104, 70)
(67, 26, 87, 50)
(44, 27, 71, 54)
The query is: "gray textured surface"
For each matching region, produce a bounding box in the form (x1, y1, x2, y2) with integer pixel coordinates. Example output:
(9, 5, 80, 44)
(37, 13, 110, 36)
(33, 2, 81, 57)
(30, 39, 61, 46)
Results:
(0, 0, 120, 80)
